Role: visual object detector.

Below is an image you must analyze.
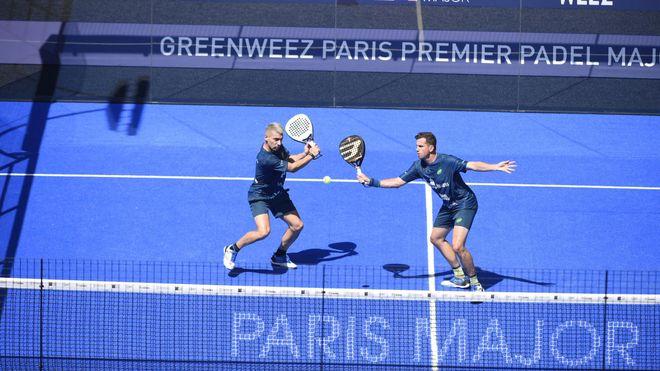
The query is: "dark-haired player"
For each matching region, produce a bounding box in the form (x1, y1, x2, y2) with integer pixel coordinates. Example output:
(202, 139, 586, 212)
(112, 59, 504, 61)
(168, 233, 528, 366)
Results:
(357, 132, 516, 291)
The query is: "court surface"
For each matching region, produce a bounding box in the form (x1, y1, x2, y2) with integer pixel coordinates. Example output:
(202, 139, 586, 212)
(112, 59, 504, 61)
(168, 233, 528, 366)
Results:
(2, 101, 658, 276)
(0, 101, 658, 369)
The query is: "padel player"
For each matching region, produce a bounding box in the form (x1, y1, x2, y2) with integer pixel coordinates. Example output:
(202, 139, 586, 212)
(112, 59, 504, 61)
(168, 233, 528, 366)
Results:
(357, 132, 516, 291)
(223, 123, 321, 270)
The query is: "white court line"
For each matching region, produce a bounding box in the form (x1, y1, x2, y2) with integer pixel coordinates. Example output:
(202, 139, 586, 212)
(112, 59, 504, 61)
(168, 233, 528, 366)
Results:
(467, 182, 660, 191)
(424, 183, 440, 369)
(1, 172, 659, 191)
(0, 173, 253, 182)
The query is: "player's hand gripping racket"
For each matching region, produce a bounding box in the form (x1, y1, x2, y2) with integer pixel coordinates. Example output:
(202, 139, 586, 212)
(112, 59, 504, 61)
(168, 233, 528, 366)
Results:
(285, 113, 322, 159)
(339, 135, 367, 186)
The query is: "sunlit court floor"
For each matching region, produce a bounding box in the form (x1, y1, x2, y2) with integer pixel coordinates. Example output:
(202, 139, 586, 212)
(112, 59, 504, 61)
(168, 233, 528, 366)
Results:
(1, 101, 659, 292)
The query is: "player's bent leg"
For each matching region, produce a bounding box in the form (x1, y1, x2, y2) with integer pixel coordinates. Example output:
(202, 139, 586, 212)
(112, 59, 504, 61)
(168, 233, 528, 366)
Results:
(237, 214, 271, 247)
(433, 227, 469, 289)
(279, 210, 303, 250)
(451, 226, 475, 275)
(432, 209, 465, 275)
(430, 227, 458, 267)
(224, 214, 271, 270)
(271, 211, 301, 269)
(452, 226, 484, 291)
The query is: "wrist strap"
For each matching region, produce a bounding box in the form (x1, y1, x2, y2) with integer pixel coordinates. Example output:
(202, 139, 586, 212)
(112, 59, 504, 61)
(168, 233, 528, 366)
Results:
(369, 178, 381, 187)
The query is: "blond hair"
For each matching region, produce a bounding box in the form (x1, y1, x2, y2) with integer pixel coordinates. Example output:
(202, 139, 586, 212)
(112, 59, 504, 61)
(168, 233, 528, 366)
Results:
(265, 122, 283, 135)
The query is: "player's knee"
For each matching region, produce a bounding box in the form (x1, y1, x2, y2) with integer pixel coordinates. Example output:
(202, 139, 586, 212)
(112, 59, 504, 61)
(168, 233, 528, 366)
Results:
(290, 221, 304, 233)
(430, 236, 448, 247)
(255, 228, 270, 240)
(452, 243, 466, 254)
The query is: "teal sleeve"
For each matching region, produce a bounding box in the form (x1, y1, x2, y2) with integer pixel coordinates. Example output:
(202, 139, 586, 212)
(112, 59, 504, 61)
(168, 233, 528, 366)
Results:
(399, 162, 420, 183)
(449, 155, 468, 173)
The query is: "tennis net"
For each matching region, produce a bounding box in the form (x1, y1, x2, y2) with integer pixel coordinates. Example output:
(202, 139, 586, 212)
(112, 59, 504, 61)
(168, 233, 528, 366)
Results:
(0, 259, 657, 370)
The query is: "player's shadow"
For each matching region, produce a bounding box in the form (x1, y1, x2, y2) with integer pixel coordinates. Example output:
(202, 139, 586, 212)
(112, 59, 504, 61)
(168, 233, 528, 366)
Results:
(287, 242, 358, 266)
(227, 266, 289, 277)
(383, 264, 555, 290)
(226, 241, 358, 277)
(382, 263, 442, 279)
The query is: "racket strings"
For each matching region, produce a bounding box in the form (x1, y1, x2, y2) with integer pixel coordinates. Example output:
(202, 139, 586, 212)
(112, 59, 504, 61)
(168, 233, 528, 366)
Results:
(339, 140, 363, 163)
(287, 118, 312, 140)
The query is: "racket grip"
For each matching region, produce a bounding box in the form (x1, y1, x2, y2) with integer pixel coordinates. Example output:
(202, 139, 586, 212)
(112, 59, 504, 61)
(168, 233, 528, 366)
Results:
(356, 167, 368, 188)
(306, 140, 321, 159)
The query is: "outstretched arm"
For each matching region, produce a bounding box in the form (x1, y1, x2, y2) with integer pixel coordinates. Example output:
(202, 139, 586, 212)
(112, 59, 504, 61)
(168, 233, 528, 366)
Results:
(357, 172, 406, 188)
(467, 160, 516, 173)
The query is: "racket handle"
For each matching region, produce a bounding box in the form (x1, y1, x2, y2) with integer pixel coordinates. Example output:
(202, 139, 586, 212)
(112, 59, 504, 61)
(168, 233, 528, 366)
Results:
(356, 166, 368, 188)
(306, 140, 321, 159)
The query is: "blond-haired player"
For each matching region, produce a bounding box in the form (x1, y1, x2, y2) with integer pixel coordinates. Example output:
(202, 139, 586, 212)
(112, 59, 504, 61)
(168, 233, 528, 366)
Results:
(223, 123, 321, 270)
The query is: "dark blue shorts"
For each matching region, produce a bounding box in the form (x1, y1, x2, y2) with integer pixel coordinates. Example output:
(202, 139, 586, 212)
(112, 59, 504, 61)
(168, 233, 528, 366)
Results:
(249, 192, 297, 219)
(434, 208, 477, 229)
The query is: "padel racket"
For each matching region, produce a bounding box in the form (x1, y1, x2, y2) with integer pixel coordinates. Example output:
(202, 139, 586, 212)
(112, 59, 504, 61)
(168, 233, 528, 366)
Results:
(339, 135, 366, 175)
(285, 113, 322, 158)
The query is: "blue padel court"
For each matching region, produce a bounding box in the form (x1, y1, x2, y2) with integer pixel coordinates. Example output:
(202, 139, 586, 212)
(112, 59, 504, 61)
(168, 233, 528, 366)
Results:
(1, 102, 659, 274)
(1, 101, 658, 369)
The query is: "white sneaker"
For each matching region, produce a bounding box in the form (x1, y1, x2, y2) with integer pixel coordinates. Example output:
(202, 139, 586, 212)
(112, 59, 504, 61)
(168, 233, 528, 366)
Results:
(270, 254, 297, 269)
(223, 245, 238, 270)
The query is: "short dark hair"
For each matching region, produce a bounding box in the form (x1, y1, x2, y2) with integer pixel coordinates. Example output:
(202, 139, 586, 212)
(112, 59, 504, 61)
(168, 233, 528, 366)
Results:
(415, 132, 437, 153)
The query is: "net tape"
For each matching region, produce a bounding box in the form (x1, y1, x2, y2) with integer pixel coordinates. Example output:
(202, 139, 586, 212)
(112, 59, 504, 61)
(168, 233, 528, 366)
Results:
(1, 277, 657, 305)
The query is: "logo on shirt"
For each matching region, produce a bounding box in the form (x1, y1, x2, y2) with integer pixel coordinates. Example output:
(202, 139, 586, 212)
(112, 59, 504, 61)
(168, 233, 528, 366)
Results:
(427, 178, 447, 191)
(436, 168, 443, 175)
